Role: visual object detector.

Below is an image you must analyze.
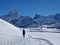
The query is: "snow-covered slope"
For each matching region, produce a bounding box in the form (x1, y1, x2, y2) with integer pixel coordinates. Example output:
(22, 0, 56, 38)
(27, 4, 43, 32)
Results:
(0, 19, 22, 36)
(0, 18, 22, 45)
(0, 10, 20, 22)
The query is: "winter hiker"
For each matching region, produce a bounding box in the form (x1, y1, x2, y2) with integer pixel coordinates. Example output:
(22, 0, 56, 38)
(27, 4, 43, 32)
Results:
(22, 29, 25, 37)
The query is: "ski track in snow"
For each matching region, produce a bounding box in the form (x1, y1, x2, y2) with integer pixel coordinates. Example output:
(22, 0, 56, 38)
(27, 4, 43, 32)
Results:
(0, 36, 53, 45)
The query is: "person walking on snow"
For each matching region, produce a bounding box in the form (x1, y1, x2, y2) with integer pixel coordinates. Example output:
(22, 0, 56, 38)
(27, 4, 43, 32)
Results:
(22, 29, 25, 37)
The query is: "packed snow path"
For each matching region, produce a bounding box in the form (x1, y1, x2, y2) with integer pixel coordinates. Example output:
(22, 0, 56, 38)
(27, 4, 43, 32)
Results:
(0, 36, 53, 45)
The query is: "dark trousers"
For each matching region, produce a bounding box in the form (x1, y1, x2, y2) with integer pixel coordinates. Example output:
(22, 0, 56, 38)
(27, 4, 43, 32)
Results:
(23, 34, 25, 37)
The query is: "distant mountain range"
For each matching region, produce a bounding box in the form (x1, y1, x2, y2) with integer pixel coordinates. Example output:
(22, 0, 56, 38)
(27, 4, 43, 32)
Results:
(0, 10, 60, 28)
(0, 10, 39, 28)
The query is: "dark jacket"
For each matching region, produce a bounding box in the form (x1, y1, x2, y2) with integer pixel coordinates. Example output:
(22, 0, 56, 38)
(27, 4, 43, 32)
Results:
(23, 30, 25, 37)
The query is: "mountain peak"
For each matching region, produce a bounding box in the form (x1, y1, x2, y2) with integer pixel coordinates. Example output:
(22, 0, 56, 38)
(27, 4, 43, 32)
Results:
(35, 14, 41, 16)
(8, 9, 19, 15)
(34, 14, 41, 19)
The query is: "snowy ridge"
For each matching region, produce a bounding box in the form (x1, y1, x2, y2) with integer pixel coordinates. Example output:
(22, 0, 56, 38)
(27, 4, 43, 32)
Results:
(0, 19, 22, 36)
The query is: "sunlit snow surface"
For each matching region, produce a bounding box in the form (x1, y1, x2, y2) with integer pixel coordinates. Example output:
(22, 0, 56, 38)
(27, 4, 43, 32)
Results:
(29, 32, 60, 45)
(0, 19, 59, 45)
(24, 27, 60, 45)
(0, 35, 53, 45)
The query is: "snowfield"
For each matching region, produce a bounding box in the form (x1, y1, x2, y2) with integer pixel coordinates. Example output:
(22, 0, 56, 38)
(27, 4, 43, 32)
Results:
(0, 36, 53, 45)
(24, 27, 60, 45)
(29, 32, 60, 45)
(24, 25, 60, 33)
(0, 19, 60, 45)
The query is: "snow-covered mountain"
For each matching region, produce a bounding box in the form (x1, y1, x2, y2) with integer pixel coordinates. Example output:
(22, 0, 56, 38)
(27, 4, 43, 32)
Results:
(0, 10, 20, 22)
(54, 13, 60, 22)
(34, 14, 47, 24)
(34, 14, 54, 25)
(11, 16, 39, 28)
(34, 14, 60, 29)
(0, 10, 60, 28)
(0, 10, 39, 28)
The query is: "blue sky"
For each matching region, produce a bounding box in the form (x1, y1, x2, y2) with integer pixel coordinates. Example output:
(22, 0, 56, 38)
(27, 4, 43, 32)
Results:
(0, 0, 60, 17)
